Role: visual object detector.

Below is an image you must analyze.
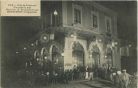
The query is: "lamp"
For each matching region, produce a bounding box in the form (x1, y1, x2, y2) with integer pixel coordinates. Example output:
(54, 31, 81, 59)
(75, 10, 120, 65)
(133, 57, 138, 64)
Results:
(44, 56, 47, 60)
(43, 36, 47, 40)
(16, 51, 19, 54)
(37, 58, 39, 61)
(71, 34, 74, 37)
(53, 10, 58, 26)
(98, 39, 102, 42)
(54, 10, 58, 16)
(129, 44, 132, 47)
(23, 47, 27, 50)
(31, 43, 34, 46)
(61, 53, 64, 56)
(105, 55, 107, 58)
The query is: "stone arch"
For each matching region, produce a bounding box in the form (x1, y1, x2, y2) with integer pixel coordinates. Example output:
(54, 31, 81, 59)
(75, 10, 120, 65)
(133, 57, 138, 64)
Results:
(34, 50, 40, 59)
(49, 41, 64, 72)
(41, 47, 48, 55)
(72, 42, 85, 67)
(72, 42, 84, 51)
(49, 41, 63, 55)
(40, 47, 49, 61)
(89, 41, 100, 52)
(89, 42, 101, 67)
(106, 47, 113, 66)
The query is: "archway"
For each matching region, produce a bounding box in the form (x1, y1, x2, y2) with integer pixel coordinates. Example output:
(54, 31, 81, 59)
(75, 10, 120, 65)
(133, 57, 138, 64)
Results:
(33, 50, 42, 71)
(72, 42, 85, 67)
(51, 45, 63, 73)
(41, 47, 49, 60)
(34, 50, 40, 59)
(40, 47, 50, 72)
(90, 45, 100, 68)
(106, 48, 113, 67)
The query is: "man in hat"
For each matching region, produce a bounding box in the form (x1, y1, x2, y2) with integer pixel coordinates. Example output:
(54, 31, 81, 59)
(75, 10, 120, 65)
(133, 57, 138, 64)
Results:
(120, 69, 131, 88)
(114, 71, 122, 88)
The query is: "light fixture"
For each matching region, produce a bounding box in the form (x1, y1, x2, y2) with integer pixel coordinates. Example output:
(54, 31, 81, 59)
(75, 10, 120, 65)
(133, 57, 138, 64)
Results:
(56, 59, 59, 63)
(54, 10, 58, 16)
(24, 47, 27, 50)
(37, 58, 39, 61)
(30, 62, 32, 66)
(44, 56, 47, 60)
(105, 55, 107, 58)
(112, 42, 115, 47)
(43, 36, 47, 40)
(129, 44, 132, 47)
(31, 43, 34, 46)
(98, 39, 102, 42)
(61, 53, 64, 56)
(16, 51, 19, 54)
(71, 34, 74, 37)
(25, 62, 27, 67)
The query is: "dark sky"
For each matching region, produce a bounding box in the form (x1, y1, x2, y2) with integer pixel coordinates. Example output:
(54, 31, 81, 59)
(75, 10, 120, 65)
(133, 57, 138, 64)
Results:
(1, 1, 137, 54)
(97, 1, 137, 42)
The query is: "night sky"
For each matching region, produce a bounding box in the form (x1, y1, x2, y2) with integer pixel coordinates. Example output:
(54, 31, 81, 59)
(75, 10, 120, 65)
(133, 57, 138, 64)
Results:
(97, 1, 137, 42)
(1, 1, 137, 70)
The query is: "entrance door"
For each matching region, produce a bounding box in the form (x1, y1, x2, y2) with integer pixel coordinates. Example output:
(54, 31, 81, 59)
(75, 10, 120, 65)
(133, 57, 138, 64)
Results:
(51, 46, 63, 73)
(92, 52, 100, 67)
(72, 50, 84, 67)
(72, 42, 85, 67)
(90, 45, 100, 68)
(106, 48, 113, 67)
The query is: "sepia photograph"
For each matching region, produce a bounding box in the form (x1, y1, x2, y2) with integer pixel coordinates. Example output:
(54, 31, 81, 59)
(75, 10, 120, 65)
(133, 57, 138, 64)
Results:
(1, 0, 137, 88)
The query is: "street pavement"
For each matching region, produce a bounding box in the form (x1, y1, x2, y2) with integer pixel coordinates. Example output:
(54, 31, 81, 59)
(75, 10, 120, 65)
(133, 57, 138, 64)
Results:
(33, 79, 114, 88)
(3, 78, 117, 88)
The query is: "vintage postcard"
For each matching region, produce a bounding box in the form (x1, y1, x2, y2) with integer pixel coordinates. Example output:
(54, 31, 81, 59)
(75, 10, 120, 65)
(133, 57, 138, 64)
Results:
(1, 0, 137, 88)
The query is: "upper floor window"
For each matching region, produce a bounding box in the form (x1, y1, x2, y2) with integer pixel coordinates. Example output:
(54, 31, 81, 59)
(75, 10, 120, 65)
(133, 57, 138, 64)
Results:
(74, 8, 81, 24)
(120, 46, 129, 56)
(93, 14, 98, 28)
(105, 16, 112, 33)
(73, 4, 82, 24)
(91, 11, 99, 28)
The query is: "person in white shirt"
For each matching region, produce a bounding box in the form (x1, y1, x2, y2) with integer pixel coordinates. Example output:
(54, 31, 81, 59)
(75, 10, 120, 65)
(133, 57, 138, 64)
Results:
(120, 69, 131, 88)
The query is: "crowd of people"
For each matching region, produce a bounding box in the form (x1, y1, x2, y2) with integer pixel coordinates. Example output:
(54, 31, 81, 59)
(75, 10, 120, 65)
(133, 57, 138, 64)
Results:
(17, 63, 137, 88)
(111, 69, 137, 88)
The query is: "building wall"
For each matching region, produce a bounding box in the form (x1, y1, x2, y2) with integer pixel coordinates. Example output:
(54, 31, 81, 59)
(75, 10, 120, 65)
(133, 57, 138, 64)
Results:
(60, 1, 121, 70)
(64, 37, 88, 69)
(41, 1, 120, 70)
(62, 1, 118, 37)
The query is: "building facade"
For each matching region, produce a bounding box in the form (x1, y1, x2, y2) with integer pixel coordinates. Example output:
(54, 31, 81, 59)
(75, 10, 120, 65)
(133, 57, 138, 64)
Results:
(29, 1, 121, 72)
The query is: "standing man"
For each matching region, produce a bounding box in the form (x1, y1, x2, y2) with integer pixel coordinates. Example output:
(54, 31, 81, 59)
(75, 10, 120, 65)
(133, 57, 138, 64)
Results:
(120, 69, 131, 88)
(85, 66, 89, 79)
